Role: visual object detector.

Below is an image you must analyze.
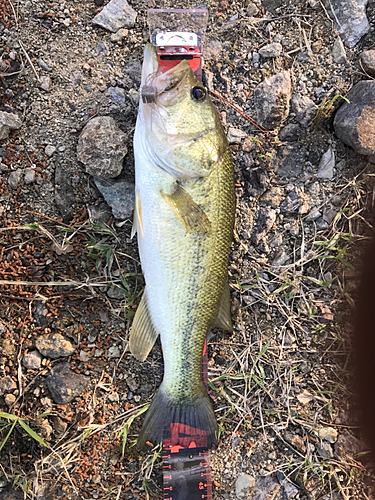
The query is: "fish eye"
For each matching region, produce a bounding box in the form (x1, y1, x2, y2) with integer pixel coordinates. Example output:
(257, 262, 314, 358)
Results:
(191, 86, 206, 101)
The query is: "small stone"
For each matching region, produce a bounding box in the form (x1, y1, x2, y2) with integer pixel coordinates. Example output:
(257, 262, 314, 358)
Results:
(50, 415, 68, 435)
(316, 441, 333, 459)
(278, 123, 300, 141)
(94, 176, 134, 219)
(291, 93, 317, 127)
(108, 345, 121, 358)
(332, 37, 347, 64)
(0, 376, 17, 396)
(123, 58, 142, 86)
(58, 146, 65, 152)
(8, 170, 23, 189)
(297, 389, 314, 405)
(272, 143, 307, 177)
(39, 75, 52, 91)
(334, 430, 365, 458)
(316, 146, 335, 180)
(94, 41, 108, 56)
(254, 71, 292, 130)
(252, 476, 279, 500)
(247, 2, 258, 15)
(55, 164, 75, 222)
(127, 377, 138, 392)
(334, 80, 375, 156)
(251, 208, 277, 245)
(80, 350, 91, 362)
(92, 0, 137, 33)
(46, 363, 89, 404)
(360, 49, 375, 77)
(37, 58, 52, 71)
(24, 168, 36, 184)
(280, 187, 310, 214)
(305, 207, 322, 221)
(110, 28, 128, 42)
(227, 127, 247, 144)
(327, 0, 370, 48)
(272, 251, 290, 266)
(235, 473, 255, 497)
(36, 333, 75, 359)
(108, 86, 127, 108)
(284, 431, 306, 452)
(317, 426, 338, 443)
(258, 42, 282, 59)
(260, 186, 284, 209)
(108, 391, 120, 402)
(45, 145, 56, 157)
(0, 111, 22, 140)
(77, 116, 127, 179)
(23, 350, 42, 370)
(204, 39, 222, 61)
(4, 393, 16, 406)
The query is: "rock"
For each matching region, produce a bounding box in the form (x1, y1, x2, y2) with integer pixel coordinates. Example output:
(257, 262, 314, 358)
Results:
(45, 145, 56, 157)
(280, 187, 310, 214)
(123, 58, 142, 85)
(316, 441, 333, 459)
(334, 430, 365, 458)
(252, 476, 280, 500)
(4, 393, 16, 406)
(108, 345, 121, 358)
(260, 186, 284, 209)
(107, 86, 127, 108)
(272, 143, 307, 177)
(291, 94, 317, 127)
(272, 251, 290, 266)
(35, 333, 75, 359)
(23, 350, 42, 370)
(278, 123, 301, 141)
(204, 39, 222, 61)
(360, 49, 375, 76)
(50, 415, 68, 435)
(317, 426, 338, 443)
(254, 71, 291, 130)
(24, 168, 36, 184)
(37, 58, 52, 71)
(258, 42, 282, 58)
(111, 28, 128, 42)
(243, 167, 269, 197)
(227, 127, 247, 144)
(39, 75, 52, 91)
(333, 80, 375, 156)
(92, 0, 137, 32)
(94, 176, 135, 219)
(0, 376, 17, 396)
(235, 473, 255, 498)
(77, 116, 127, 179)
(94, 41, 108, 57)
(0, 111, 22, 140)
(55, 164, 75, 222)
(332, 37, 347, 64)
(327, 0, 370, 48)
(107, 285, 126, 300)
(251, 208, 277, 245)
(8, 169, 23, 189)
(316, 146, 335, 179)
(46, 363, 89, 404)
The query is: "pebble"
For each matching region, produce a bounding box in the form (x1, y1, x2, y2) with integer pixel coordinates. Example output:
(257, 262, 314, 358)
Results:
(291, 94, 317, 128)
(55, 163, 75, 222)
(77, 116, 128, 179)
(37, 58, 52, 71)
(45, 145, 56, 157)
(127, 377, 138, 392)
(39, 75, 52, 92)
(35, 333, 75, 359)
(316, 146, 335, 180)
(8, 169, 23, 189)
(110, 28, 128, 42)
(316, 441, 333, 459)
(332, 37, 347, 64)
(0, 111, 22, 140)
(333, 80, 375, 156)
(4, 393, 16, 406)
(227, 127, 248, 144)
(24, 168, 36, 184)
(280, 187, 310, 214)
(258, 42, 282, 59)
(94, 176, 135, 219)
(272, 143, 307, 178)
(254, 71, 292, 130)
(251, 208, 277, 245)
(108, 86, 127, 108)
(317, 426, 338, 443)
(107, 285, 126, 300)
(360, 49, 375, 76)
(23, 350, 42, 370)
(327, 0, 370, 47)
(91, 0, 137, 33)
(251, 475, 279, 500)
(94, 40, 108, 56)
(46, 363, 90, 404)
(235, 473, 255, 497)
(204, 39, 222, 61)
(80, 350, 91, 362)
(122, 58, 142, 85)
(0, 376, 17, 396)
(108, 345, 121, 358)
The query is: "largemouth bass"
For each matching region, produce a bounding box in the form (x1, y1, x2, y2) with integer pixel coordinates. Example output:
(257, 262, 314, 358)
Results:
(130, 44, 235, 448)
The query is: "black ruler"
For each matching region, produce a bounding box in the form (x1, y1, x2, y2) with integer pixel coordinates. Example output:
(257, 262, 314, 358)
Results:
(161, 340, 213, 500)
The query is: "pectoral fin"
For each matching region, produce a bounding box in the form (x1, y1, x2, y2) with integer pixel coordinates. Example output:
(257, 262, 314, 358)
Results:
(129, 290, 159, 361)
(212, 279, 233, 332)
(161, 183, 211, 234)
(131, 191, 144, 239)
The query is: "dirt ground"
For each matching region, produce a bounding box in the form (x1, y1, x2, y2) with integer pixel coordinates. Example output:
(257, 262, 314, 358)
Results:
(1, 0, 375, 499)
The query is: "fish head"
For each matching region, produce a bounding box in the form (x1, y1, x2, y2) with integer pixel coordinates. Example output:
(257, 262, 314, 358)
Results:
(138, 44, 227, 179)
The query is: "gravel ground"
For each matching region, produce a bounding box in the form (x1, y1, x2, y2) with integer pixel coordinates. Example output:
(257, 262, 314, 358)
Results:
(0, 0, 375, 499)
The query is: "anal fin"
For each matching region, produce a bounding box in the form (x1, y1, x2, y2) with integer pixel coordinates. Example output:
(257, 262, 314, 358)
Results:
(212, 278, 233, 332)
(131, 190, 143, 239)
(129, 290, 159, 361)
(161, 183, 211, 234)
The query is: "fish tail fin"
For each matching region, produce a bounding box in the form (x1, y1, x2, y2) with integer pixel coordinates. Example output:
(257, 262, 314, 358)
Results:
(138, 385, 218, 449)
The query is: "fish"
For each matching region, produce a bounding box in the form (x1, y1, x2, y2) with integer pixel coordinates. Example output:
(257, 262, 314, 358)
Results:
(130, 43, 235, 448)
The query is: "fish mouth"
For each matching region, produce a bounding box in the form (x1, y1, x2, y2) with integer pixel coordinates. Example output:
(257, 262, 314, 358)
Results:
(140, 43, 190, 103)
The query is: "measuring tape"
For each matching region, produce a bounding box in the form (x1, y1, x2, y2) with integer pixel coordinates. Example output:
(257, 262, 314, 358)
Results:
(161, 341, 213, 500)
